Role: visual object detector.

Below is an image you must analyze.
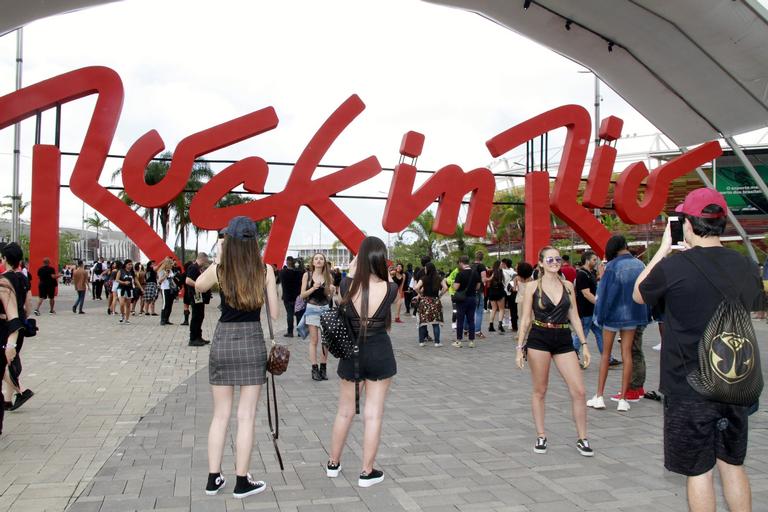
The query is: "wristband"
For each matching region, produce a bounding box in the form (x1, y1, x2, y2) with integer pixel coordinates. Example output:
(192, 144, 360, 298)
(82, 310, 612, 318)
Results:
(580, 342, 587, 346)
(516, 345, 525, 350)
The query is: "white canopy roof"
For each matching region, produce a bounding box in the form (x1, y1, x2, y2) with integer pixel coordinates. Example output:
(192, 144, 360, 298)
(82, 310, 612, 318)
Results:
(3, 0, 768, 147)
(428, 0, 768, 147)
(0, 0, 120, 37)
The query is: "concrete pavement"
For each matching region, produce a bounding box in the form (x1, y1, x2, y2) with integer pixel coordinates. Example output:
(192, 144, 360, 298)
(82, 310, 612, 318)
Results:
(0, 286, 766, 511)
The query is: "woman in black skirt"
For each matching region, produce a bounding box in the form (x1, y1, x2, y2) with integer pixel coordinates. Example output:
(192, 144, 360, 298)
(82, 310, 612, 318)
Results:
(326, 236, 397, 488)
(195, 216, 279, 499)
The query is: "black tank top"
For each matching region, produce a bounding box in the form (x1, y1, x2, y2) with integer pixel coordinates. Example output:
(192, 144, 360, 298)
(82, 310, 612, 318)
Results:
(532, 282, 570, 325)
(218, 291, 261, 323)
(307, 273, 330, 306)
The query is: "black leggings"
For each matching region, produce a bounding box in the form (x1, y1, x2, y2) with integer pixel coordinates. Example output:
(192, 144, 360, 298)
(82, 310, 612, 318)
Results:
(161, 289, 174, 322)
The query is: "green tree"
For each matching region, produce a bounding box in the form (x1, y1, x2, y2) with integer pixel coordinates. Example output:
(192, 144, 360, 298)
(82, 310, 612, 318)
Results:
(490, 189, 525, 256)
(402, 211, 438, 259)
(171, 161, 214, 260)
(213, 193, 272, 250)
(84, 212, 109, 258)
(59, 232, 80, 267)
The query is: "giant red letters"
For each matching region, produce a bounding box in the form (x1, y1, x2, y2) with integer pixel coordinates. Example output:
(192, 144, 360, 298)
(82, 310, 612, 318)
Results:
(0, 66, 723, 292)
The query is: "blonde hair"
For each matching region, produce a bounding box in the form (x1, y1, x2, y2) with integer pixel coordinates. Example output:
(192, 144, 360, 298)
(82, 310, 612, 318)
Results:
(536, 246, 566, 309)
(219, 236, 265, 310)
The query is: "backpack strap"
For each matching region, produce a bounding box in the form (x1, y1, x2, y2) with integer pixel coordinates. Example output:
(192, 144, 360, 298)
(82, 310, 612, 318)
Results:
(353, 285, 368, 415)
(680, 250, 744, 302)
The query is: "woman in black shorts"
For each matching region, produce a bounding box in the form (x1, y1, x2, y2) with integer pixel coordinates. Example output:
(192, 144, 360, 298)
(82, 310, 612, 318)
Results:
(326, 236, 397, 488)
(194, 216, 279, 499)
(517, 246, 593, 457)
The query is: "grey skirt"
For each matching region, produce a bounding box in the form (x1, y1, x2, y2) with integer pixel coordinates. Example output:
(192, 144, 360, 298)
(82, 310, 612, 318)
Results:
(209, 321, 267, 386)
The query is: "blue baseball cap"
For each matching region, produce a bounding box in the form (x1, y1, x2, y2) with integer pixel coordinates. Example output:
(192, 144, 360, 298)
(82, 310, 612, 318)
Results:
(222, 216, 257, 240)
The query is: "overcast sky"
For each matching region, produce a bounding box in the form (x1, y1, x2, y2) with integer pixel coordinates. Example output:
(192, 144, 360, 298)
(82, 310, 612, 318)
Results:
(1, 0, 765, 257)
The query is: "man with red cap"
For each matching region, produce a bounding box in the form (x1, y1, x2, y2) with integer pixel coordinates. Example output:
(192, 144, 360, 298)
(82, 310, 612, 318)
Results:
(632, 187, 762, 512)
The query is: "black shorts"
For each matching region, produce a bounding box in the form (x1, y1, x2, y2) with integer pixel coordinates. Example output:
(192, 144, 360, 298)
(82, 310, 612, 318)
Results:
(38, 285, 56, 299)
(119, 287, 133, 299)
(663, 395, 749, 476)
(525, 325, 574, 355)
(337, 331, 397, 382)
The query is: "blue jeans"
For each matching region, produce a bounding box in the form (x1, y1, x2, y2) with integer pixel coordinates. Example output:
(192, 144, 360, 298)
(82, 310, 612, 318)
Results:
(456, 296, 476, 341)
(572, 316, 603, 354)
(419, 324, 441, 344)
(474, 291, 484, 333)
(73, 290, 86, 312)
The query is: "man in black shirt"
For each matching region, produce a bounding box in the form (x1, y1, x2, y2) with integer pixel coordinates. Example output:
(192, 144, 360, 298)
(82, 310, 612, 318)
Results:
(279, 256, 303, 337)
(635, 188, 761, 511)
(452, 255, 480, 348)
(34, 257, 59, 315)
(185, 253, 210, 346)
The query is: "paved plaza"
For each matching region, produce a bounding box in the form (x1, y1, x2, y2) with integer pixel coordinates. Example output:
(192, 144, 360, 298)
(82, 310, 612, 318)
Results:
(0, 286, 766, 512)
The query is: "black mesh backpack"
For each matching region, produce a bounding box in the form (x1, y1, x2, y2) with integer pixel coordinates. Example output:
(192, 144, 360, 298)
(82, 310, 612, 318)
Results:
(681, 252, 763, 406)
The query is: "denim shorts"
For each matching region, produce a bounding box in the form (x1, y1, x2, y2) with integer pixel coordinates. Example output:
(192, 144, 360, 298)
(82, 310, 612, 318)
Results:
(303, 303, 329, 327)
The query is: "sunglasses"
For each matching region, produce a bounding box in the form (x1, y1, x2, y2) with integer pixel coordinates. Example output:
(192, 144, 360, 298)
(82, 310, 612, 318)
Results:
(544, 256, 563, 265)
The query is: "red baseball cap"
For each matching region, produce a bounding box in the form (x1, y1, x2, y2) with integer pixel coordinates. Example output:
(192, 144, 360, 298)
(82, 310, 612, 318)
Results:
(674, 188, 728, 218)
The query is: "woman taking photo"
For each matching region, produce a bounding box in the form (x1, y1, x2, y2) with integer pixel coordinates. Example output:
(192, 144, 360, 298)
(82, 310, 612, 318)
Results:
(157, 258, 176, 325)
(390, 263, 406, 323)
(195, 216, 279, 499)
(517, 246, 593, 457)
(587, 235, 649, 412)
(300, 253, 334, 381)
(487, 260, 506, 333)
(326, 236, 397, 488)
(413, 262, 447, 347)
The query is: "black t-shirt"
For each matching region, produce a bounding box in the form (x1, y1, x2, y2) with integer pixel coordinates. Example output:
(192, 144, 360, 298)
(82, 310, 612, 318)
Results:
(185, 263, 201, 298)
(574, 268, 597, 318)
(639, 246, 762, 397)
(37, 265, 56, 288)
(454, 268, 480, 297)
(279, 268, 302, 302)
(3, 271, 28, 321)
(118, 269, 135, 290)
(471, 262, 487, 291)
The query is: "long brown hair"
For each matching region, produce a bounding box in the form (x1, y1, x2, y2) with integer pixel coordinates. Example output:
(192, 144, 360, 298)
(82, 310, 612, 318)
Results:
(536, 245, 564, 309)
(341, 237, 390, 331)
(219, 235, 265, 310)
(310, 252, 332, 297)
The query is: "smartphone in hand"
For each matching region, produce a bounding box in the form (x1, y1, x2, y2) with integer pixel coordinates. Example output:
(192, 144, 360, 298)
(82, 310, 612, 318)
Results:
(669, 216, 684, 247)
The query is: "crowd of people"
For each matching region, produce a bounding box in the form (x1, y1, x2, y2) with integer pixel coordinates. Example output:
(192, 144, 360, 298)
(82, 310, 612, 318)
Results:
(0, 188, 765, 510)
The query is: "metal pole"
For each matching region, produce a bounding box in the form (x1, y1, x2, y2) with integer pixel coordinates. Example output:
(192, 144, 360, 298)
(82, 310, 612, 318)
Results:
(11, 28, 23, 242)
(594, 75, 600, 146)
(683, 147, 758, 262)
(723, 136, 768, 203)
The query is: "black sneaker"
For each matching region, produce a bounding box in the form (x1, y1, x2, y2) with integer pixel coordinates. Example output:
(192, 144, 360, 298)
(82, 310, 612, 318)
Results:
(311, 367, 322, 381)
(577, 438, 594, 457)
(232, 474, 266, 499)
(609, 358, 623, 368)
(11, 389, 34, 411)
(72, 306, 77, 313)
(201, 338, 211, 345)
(33, 310, 40, 316)
(319, 364, 328, 380)
(534, 436, 547, 454)
(205, 473, 226, 495)
(358, 468, 384, 488)
(326, 460, 341, 478)
(498, 322, 505, 333)
(189, 339, 206, 347)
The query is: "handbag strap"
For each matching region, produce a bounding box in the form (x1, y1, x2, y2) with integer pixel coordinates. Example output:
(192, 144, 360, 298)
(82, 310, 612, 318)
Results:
(262, 281, 284, 470)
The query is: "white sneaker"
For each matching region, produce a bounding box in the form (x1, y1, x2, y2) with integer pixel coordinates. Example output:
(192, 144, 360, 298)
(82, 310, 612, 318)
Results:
(419, 342, 425, 347)
(586, 395, 606, 409)
(652, 343, 662, 352)
(617, 399, 631, 412)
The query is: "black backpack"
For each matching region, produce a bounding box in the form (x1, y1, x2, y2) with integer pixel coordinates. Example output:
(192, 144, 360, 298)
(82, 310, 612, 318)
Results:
(681, 252, 763, 406)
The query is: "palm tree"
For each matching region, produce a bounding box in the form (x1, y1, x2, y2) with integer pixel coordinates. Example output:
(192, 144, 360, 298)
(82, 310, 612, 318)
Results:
(112, 152, 175, 243)
(1, 194, 30, 217)
(402, 211, 437, 259)
(171, 161, 214, 260)
(84, 212, 110, 259)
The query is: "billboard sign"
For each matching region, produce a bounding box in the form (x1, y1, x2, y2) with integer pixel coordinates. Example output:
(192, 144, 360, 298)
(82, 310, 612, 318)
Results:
(715, 150, 768, 216)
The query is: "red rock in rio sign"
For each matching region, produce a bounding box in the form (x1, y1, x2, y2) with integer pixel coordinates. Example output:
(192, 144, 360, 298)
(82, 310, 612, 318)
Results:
(0, 66, 722, 293)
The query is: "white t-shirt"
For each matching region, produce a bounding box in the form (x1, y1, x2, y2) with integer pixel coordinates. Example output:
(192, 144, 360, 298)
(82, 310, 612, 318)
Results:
(159, 269, 174, 291)
(502, 268, 516, 295)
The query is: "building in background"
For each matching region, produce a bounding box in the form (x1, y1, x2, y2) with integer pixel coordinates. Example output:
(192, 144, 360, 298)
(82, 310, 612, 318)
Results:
(288, 243, 352, 269)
